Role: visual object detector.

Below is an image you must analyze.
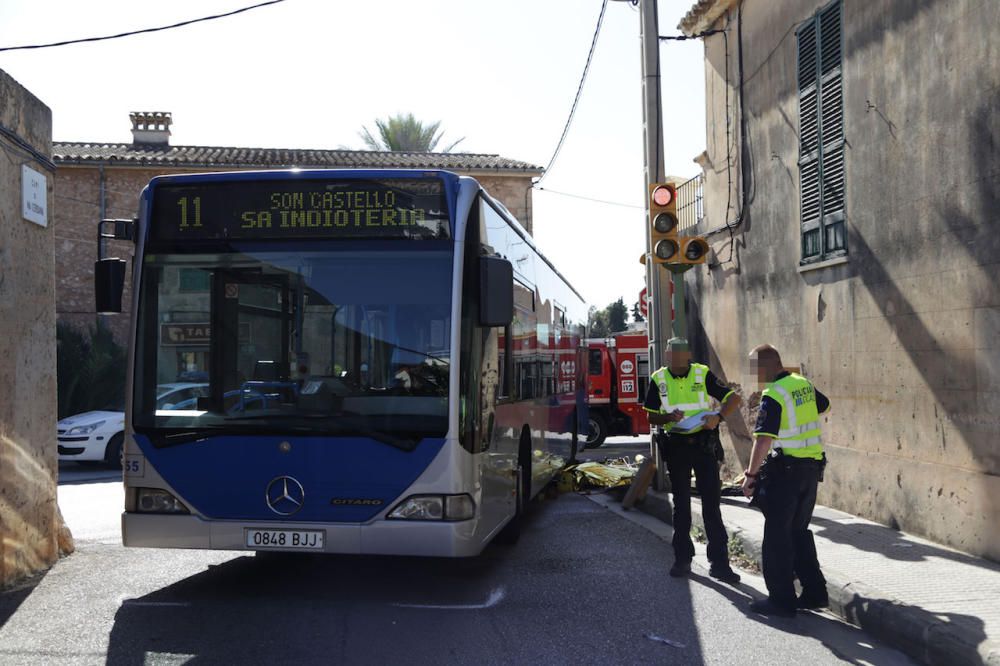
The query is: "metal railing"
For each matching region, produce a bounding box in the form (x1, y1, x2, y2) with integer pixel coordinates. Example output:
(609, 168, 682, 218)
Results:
(675, 173, 704, 231)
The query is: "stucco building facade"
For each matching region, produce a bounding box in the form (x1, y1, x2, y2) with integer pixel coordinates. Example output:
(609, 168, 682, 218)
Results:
(0, 69, 62, 587)
(678, 0, 1000, 559)
(53, 112, 543, 342)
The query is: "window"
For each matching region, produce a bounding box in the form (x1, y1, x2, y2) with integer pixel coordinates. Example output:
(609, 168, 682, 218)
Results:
(588, 348, 603, 376)
(797, 0, 845, 262)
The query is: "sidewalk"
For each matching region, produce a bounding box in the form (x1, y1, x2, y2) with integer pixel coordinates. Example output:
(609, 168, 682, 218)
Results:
(634, 489, 1000, 666)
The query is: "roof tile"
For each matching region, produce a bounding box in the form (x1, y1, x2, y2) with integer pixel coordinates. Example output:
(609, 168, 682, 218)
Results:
(52, 142, 543, 173)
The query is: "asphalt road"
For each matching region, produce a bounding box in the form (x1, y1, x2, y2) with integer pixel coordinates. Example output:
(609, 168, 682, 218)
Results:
(0, 457, 914, 665)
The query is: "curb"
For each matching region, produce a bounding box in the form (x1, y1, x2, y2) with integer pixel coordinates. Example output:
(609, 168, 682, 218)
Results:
(633, 490, 1000, 666)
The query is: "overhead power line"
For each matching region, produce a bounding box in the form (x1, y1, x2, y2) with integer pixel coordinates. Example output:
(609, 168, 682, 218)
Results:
(0, 0, 287, 53)
(535, 187, 641, 209)
(537, 0, 608, 184)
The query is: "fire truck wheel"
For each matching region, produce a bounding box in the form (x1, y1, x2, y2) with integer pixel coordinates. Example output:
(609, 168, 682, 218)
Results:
(584, 415, 607, 449)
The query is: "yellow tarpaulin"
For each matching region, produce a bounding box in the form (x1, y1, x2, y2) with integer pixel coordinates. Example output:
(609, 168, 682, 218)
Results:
(562, 455, 645, 490)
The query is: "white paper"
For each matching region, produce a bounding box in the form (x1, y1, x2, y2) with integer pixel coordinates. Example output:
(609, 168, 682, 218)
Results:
(673, 411, 718, 432)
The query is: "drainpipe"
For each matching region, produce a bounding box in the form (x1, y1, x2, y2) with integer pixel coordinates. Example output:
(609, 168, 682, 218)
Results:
(98, 165, 107, 257)
(97, 164, 107, 329)
(523, 179, 535, 236)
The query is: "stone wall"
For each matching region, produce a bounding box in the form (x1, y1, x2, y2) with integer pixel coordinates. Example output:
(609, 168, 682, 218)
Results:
(0, 69, 60, 586)
(688, 0, 1000, 559)
(475, 174, 534, 235)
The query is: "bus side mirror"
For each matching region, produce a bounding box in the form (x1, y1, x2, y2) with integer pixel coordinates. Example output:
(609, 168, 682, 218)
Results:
(95, 258, 127, 314)
(479, 256, 513, 327)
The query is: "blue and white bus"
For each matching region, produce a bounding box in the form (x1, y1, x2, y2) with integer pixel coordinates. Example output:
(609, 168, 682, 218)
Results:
(97, 169, 587, 556)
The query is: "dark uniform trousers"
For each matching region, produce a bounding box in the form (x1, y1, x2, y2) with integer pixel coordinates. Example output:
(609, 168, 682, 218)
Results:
(663, 430, 728, 566)
(757, 455, 827, 607)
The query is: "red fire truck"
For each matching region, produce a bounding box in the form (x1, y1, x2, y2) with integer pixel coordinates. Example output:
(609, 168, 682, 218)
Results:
(584, 329, 651, 448)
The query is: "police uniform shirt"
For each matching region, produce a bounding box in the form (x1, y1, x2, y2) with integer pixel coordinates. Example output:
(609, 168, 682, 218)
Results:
(642, 365, 734, 413)
(753, 371, 831, 438)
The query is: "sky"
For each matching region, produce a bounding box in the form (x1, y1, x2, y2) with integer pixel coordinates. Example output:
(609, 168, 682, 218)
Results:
(0, 0, 706, 313)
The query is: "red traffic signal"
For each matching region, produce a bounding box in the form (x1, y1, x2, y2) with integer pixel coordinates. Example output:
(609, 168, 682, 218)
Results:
(648, 183, 679, 264)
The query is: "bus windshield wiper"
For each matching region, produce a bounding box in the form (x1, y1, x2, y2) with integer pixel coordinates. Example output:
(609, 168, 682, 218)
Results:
(223, 412, 420, 451)
(137, 427, 222, 448)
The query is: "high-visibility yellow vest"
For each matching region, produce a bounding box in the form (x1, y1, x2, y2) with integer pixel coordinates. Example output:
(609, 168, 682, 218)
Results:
(649, 363, 711, 434)
(761, 373, 824, 460)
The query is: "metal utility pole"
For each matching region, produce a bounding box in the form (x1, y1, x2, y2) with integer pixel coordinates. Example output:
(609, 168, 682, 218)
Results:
(640, 0, 671, 371)
(639, 0, 676, 491)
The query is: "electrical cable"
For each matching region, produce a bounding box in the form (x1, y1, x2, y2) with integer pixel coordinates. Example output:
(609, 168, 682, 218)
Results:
(659, 24, 737, 264)
(0, 0, 287, 52)
(535, 187, 642, 209)
(0, 121, 57, 170)
(659, 28, 722, 41)
(537, 0, 608, 183)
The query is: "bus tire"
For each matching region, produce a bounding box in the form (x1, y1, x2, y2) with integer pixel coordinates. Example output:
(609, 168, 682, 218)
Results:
(584, 415, 607, 449)
(497, 431, 532, 545)
(104, 433, 124, 469)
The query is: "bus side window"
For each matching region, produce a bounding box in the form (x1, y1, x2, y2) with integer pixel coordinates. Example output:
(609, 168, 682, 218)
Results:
(498, 324, 512, 399)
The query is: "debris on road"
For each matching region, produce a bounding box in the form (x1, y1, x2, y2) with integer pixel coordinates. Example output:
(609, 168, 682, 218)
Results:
(645, 633, 686, 649)
(561, 455, 643, 491)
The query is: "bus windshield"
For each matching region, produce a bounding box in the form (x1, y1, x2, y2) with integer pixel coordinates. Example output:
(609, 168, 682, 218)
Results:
(133, 241, 453, 442)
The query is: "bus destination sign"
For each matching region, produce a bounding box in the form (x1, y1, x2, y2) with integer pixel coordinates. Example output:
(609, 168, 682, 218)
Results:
(150, 178, 450, 241)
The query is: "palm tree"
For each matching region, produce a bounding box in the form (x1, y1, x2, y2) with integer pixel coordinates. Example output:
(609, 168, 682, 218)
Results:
(359, 113, 464, 152)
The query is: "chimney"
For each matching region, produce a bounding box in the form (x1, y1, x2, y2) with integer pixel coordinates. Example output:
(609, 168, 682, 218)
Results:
(130, 111, 172, 146)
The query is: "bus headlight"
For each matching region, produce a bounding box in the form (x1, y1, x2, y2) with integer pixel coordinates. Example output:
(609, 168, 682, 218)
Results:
(388, 494, 476, 521)
(136, 488, 190, 514)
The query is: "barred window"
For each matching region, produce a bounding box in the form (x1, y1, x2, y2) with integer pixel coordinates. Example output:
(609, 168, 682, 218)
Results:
(797, 0, 846, 262)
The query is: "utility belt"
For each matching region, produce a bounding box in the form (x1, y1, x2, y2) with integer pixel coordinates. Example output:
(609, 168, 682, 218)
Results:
(762, 450, 828, 482)
(750, 451, 829, 510)
(656, 428, 724, 462)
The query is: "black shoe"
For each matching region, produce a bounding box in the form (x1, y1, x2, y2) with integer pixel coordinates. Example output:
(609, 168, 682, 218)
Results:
(749, 599, 796, 618)
(669, 560, 691, 577)
(796, 592, 829, 610)
(709, 565, 741, 584)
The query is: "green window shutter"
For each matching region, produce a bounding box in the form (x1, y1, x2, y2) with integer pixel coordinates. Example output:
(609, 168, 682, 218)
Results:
(797, 17, 822, 259)
(819, 1, 845, 253)
(798, 0, 845, 261)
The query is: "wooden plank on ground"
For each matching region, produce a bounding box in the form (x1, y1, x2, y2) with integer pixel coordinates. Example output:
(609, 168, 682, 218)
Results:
(622, 458, 656, 510)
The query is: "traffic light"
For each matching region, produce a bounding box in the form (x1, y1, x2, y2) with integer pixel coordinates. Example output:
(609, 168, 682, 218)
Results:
(678, 236, 710, 265)
(648, 183, 679, 264)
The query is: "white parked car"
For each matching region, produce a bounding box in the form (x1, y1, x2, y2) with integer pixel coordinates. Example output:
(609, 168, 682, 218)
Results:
(57, 409, 126, 466)
(57, 383, 210, 467)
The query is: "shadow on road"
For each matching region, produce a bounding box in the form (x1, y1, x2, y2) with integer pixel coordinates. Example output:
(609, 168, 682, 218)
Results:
(103, 494, 708, 664)
(57, 462, 121, 486)
(0, 574, 44, 633)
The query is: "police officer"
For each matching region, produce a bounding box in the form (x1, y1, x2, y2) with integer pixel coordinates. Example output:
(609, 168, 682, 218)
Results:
(742, 344, 830, 617)
(645, 337, 741, 584)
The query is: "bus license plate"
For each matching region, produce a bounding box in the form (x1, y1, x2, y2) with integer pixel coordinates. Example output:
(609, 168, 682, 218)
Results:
(246, 528, 324, 550)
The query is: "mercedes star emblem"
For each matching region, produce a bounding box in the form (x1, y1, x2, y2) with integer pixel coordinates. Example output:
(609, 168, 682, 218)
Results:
(265, 476, 305, 516)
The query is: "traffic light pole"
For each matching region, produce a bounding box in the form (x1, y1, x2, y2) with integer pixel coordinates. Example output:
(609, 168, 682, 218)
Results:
(639, 0, 676, 492)
(640, 0, 669, 366)
(668, 264, 691, 340)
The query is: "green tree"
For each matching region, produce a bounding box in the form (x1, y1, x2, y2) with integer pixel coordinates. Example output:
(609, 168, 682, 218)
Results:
(57, 323, 126, 418)
(359, 113, 465, 152)
(587, 305, 609, 338)
(608, 297, 628, 334)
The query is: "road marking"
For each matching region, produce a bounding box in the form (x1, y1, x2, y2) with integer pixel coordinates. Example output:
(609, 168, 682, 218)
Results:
(121, 600, 191, 607)
(393, 587, 505, 610)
